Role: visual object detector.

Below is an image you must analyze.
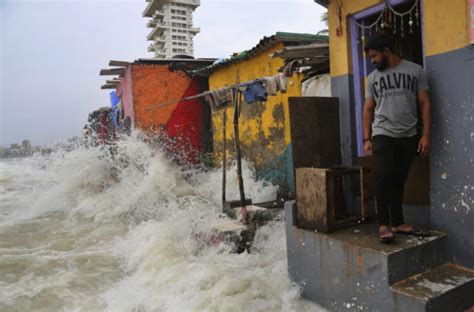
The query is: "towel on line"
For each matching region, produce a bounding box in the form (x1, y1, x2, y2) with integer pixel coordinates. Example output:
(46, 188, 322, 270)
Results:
(243, 81, 267, 104)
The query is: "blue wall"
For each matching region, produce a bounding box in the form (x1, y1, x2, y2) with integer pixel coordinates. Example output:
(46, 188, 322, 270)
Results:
(426, 46, 474, 268)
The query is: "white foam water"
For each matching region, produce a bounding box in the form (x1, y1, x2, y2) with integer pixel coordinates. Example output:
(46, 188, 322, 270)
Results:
(0, 133, 324, 311)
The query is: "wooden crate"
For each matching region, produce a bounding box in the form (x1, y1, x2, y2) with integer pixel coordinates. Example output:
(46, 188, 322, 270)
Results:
(296, 167, 368, 233)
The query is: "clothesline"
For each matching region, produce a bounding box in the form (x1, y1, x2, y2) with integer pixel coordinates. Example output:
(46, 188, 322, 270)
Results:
(145, 92, 210, 111)
(144, 77, 270, 112)
(144, 61, 298, 112)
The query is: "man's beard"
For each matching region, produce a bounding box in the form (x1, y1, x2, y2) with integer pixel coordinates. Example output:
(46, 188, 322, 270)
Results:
(375, 57, 388, 71)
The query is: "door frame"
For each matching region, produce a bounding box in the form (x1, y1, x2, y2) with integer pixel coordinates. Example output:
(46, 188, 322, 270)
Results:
(349, 0, 426, 156)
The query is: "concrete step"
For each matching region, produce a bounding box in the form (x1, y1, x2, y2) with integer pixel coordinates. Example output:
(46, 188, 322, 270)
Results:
(391, 263, 474, 312)
(320, 221, 447, 285)
(284, 200, 449, 311)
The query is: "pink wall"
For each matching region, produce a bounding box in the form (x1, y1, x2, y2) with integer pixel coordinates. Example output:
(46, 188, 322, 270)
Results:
(115, 65, 135, 128)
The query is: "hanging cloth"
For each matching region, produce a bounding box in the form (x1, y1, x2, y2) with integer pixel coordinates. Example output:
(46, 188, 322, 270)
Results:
(276, 73, 288, 93)
(243, 81, 267, 104)
(211, 88, 233, 108)
(204, 92, 217, 110)
(263, 76, 278, 96)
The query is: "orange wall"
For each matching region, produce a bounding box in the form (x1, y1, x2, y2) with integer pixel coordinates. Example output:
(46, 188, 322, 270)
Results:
(131, 64, 192, 132)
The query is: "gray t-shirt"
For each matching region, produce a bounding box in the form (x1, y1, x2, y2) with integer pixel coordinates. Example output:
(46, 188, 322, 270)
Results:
(366, 60, 429, 138)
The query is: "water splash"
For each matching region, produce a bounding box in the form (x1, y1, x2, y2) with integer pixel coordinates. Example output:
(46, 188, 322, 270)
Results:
(0, 132, 324, 311)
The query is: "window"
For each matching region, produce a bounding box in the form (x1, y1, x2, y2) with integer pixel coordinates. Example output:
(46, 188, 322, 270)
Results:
(172, 35, 187, 40)
(171, 22, 186, 28)
(171, 9, 186, 15)
(171, 16, 186, 21)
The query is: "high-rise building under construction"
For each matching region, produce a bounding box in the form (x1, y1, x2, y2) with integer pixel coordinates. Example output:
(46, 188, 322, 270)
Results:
(143, 0, 200, 59)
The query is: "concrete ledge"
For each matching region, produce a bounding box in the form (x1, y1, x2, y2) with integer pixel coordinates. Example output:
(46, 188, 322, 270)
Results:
(391, 263, 474, 311)
(284, 201, 449, 311)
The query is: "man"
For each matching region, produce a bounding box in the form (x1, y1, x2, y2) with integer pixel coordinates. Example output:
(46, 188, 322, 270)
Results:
(362, 34, 432, 243)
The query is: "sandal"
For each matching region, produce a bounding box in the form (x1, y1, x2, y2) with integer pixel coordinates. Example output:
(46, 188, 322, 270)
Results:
(392, 225, 431, 237)
(379, 225, 394, 244)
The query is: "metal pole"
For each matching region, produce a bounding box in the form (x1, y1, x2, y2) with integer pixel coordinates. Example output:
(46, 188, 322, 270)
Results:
(233, 89, 247, 224)
(222, 108, 227, 210)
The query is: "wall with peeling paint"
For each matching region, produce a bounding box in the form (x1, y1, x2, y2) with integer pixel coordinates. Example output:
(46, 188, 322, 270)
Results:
(209, 42, 304, 196)
(325, 0, 474, 268)
(327, 0, 472, 77)
(426, 46, 474, 268)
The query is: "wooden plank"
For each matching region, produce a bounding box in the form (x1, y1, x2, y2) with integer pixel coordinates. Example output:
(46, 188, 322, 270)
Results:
(108, 60, 130, 67)
(289, 96, 342, 169)
(99, 68, 125, 76)
(100, 84, 116, 89)
(296, 168, 329, 232)
(105, 80, 120, 84)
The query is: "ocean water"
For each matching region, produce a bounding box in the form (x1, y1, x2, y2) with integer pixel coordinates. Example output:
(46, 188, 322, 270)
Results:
(0, 134, 324, 312)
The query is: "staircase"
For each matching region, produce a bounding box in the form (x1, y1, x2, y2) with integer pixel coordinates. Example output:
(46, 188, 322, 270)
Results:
(284, 200, 474, 312)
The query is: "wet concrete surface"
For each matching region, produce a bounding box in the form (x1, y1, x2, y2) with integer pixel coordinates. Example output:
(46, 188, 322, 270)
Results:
(391, 263, 474, 311)
(314, 222, 446, 255)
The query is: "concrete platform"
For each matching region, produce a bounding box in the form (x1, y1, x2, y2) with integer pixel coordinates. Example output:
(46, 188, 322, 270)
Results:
(315, 220, 447, 285)
(284, 200, 466, 311)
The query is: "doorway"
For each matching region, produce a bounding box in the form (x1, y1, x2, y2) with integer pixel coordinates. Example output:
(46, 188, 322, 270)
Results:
(349, 0, 430, 209)
(350, 0, 424, 155)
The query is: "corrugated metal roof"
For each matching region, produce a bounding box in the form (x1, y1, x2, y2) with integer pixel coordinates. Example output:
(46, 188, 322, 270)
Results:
(271, 42, 330, 79)
(99, 58, 216, 89)
(313, 0, 328, 8)
(191, 32, 329, 77)
(270, 42, 329, 60)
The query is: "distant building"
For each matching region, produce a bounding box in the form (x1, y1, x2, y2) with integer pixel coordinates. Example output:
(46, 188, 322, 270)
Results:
(143, 0, 200, 59)
(21, 139, 32, 151)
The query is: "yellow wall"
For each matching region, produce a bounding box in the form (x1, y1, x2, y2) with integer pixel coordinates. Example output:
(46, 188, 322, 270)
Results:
(423, 0, 471, 57)
(328, 0, 471, 77)
(328, 0, 379, 77)
(209, 42, 303, 168)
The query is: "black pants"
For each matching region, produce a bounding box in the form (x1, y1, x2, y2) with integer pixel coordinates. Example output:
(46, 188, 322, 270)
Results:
(373, 135, 418, 226)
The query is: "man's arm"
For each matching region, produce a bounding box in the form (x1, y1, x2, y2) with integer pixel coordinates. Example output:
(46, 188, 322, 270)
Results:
(363, 97, 376, 156)
(417, 90, 432, 158)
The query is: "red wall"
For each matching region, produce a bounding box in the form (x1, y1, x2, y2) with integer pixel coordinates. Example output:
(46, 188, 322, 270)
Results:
(165, 80, 202, 163)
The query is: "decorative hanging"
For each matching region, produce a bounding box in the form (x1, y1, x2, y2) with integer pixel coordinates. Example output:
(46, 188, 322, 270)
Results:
(355, 0, 421, 45)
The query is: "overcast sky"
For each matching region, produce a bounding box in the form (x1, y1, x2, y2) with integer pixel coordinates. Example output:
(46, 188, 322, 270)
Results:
(0, 0, 326, 146)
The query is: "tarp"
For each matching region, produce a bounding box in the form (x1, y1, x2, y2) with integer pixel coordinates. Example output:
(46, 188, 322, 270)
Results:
(109, 91, 120, 108)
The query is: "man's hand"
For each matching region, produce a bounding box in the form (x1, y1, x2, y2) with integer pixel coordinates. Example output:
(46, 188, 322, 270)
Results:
(418, 135, 431, 158)
(364, 140, 373, 156)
